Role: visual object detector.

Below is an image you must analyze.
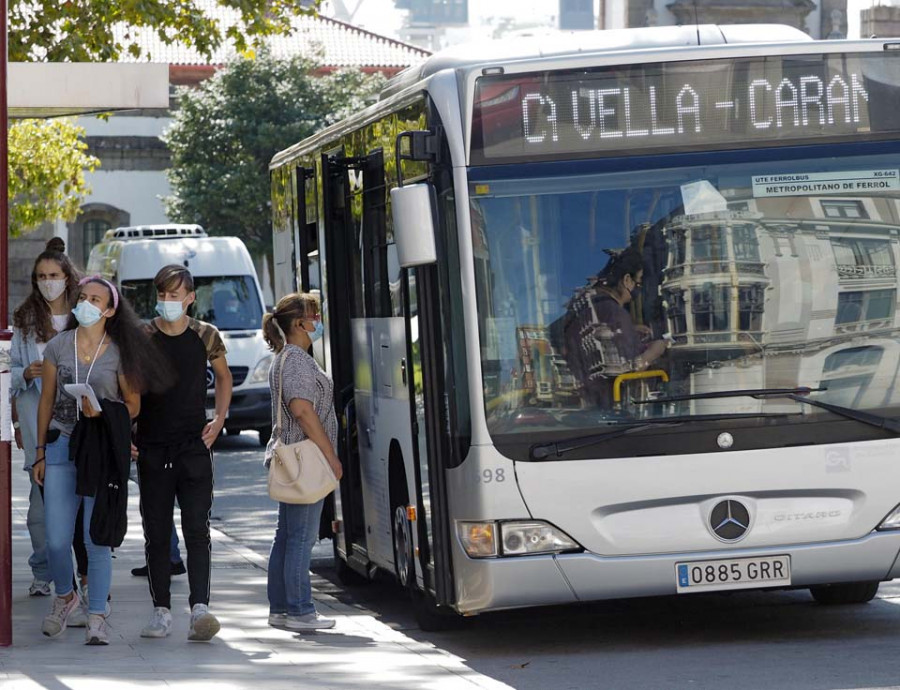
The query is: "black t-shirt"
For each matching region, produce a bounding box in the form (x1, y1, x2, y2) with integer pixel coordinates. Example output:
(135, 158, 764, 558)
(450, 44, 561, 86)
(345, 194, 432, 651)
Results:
(137, 318, 226, 447)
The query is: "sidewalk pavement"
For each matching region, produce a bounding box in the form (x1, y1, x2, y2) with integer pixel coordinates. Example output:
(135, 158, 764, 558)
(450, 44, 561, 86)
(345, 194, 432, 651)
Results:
(0, 450, 511, 690)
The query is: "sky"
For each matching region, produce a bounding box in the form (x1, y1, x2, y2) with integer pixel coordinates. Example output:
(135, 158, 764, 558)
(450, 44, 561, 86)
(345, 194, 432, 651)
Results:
(327, 0, 893, 44)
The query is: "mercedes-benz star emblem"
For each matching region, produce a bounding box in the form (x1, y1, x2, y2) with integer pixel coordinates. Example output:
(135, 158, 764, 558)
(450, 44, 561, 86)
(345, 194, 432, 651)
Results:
(206, 367, 215, 389)
(709, 500, 750, 542)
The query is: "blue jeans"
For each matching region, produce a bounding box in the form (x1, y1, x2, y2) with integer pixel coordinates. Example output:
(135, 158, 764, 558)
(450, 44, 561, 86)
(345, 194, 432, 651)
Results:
(44, 436, 112, 615)
(27, 474, 50, 582)
(267, 499, 324, 616)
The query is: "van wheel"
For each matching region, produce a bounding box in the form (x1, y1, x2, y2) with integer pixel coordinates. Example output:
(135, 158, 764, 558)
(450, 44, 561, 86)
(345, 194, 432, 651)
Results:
(225, 426, 241, 436)
(256, 427, 272, 446)
(810, 581, 880, 605)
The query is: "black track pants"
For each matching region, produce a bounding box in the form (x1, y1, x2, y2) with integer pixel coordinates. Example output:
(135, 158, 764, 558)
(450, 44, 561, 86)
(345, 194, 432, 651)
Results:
(137, 438, 213, 609)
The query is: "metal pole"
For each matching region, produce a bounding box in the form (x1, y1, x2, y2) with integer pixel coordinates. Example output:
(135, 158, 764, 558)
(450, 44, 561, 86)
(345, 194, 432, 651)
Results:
(0, 0, 12, 648)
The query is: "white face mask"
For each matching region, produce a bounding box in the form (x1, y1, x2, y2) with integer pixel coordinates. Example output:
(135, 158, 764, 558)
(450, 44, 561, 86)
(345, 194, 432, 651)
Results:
(38, 279, 66, 302)
(50, 314, 69, 333)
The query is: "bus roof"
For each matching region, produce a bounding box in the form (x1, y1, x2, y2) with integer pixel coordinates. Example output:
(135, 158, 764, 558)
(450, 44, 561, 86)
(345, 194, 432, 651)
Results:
(380, 24, 812, 98)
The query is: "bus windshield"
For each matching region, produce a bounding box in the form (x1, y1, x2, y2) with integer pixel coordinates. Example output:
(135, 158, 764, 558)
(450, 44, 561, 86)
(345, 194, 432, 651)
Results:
(122, 275, 263, 331)
(470, 148, 900, 436)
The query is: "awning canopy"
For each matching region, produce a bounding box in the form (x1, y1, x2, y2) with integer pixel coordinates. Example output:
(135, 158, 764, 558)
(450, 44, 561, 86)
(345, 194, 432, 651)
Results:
(9, 63, 170, 118)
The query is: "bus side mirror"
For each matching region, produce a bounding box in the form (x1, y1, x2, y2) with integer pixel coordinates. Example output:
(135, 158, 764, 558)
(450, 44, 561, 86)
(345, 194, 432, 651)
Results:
(391, 183, 437, 267)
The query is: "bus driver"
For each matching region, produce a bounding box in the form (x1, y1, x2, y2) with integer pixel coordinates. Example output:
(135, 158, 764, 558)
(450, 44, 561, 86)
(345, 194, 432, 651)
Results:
(583, 247, 669, 407)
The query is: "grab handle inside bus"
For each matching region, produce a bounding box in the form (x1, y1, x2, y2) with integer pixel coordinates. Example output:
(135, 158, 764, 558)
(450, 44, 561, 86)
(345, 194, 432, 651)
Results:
(613, 370, 670, 404)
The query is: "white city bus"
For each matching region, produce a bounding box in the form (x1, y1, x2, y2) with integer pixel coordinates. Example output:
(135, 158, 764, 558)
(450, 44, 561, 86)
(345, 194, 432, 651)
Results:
(270, 24, 900, 628)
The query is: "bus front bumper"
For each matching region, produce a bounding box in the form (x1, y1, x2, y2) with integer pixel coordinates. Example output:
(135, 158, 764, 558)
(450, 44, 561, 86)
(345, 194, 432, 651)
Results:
(453, 530, 900, 615)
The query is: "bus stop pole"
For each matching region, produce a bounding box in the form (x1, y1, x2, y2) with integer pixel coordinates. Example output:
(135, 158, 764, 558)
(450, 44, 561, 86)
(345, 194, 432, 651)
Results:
(0, 0, 12, 648)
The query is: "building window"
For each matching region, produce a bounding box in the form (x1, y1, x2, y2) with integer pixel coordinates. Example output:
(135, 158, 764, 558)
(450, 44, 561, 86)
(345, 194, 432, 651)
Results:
(692, 284, 729, 332)
(83, 219, 112, 265)
(732, 225, 760, 262)
(823, 346, 883, 373)
(822, 200, 867, 219)
(821, 347, 884, 408)
(831, 238, 895, 280)
(737, 284, 765, 331)
(664, 289, 687, 335)
(691, 226, 728, 273)
(835, 289, 895, 324)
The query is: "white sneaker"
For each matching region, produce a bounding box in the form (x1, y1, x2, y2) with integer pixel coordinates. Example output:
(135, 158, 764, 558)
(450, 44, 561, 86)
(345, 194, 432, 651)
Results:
(41, 594, 80, 638)
(268, 613, 288, 628)
(28, 579, 51, 597)
(84, 614, 109, 645)
(284, 612, 335, 631)
(188, 603, 220, 641)
(141, 607, 173, 638)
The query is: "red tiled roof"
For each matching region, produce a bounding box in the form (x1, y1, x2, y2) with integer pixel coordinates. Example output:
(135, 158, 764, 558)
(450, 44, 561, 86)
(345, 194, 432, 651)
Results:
(114, 6, 430, 69)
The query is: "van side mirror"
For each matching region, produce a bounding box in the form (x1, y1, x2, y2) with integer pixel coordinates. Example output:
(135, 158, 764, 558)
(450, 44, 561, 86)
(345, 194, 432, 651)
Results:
(390, 183, 438, 268)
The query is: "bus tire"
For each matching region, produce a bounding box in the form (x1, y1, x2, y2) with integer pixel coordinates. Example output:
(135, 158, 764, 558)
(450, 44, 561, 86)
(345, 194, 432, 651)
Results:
(809, 581, 880, 605)
(392, 504, 414, 588)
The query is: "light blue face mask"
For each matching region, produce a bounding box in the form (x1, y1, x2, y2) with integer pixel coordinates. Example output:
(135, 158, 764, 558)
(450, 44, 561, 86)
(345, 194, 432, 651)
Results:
(155, 299, 186, 322)
(72, 301, 106, 327)
(308, 320, 324, 342)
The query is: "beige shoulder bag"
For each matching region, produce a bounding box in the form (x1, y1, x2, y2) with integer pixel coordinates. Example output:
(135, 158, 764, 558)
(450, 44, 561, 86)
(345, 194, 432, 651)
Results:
(267, 349, 339, 504)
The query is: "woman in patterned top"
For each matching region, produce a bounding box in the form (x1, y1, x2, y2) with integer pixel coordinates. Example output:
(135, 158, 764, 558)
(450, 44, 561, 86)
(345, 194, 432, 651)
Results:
(262, 292, 343, 632)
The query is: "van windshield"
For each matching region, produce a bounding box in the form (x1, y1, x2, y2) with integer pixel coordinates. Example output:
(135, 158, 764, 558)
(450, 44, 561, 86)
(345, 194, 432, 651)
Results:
(122, 275, 263, 331)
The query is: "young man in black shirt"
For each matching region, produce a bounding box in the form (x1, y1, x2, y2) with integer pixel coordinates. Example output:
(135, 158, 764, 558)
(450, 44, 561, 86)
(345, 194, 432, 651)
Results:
(136, 265, 233, 641)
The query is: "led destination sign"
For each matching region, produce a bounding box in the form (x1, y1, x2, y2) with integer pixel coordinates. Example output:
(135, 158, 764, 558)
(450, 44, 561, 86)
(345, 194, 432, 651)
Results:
(471, 53, 900, 163)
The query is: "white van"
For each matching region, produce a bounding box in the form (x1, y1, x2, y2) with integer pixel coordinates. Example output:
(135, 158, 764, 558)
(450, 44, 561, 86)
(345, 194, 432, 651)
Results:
(87, 224, 272, 445)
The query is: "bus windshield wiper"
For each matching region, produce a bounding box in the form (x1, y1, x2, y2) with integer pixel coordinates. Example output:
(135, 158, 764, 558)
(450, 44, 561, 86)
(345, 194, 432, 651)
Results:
(634, 386, 900, 434)
(785, 395, 900, 434)
(633, 386, 826, 405)
(528, 412, 795, 461)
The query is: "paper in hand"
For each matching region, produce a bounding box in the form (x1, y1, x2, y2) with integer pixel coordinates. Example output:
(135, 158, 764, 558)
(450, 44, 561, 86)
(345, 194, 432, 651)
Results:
(64, 383, 101, 413)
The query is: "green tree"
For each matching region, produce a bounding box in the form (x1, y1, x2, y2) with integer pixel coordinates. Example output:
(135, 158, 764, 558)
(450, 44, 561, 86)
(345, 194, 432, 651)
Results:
(164, 52, 385, 255)
(8, 119, 99, 236)
(9, 0, 317, 62)
(7, 0, 319, 236)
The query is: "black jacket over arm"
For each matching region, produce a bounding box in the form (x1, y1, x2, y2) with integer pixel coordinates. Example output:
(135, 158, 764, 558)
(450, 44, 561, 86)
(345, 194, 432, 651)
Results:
(69, 400, 132, 548)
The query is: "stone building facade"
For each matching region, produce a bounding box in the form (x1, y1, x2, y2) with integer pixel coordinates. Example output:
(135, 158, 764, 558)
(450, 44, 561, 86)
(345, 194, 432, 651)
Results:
(861, 4, 900, 39)
(623, 0, 847, 39)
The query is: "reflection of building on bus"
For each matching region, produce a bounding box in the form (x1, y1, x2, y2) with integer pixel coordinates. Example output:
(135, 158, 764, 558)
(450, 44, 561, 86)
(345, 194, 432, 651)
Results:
(657, 193, 900, 413)
(515, 325, 580, 407)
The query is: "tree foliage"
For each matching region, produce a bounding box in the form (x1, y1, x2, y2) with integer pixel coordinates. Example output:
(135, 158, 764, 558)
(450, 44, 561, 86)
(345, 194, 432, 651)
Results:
(9, 0, 317, 62)
(8, 119, 99, 237)
(165, 52, 385, 255)
(7, 0, 318, 237)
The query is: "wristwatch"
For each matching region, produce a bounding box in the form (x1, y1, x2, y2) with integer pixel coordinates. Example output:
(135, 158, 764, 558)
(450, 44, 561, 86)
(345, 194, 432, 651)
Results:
(12, 422, 20, 430)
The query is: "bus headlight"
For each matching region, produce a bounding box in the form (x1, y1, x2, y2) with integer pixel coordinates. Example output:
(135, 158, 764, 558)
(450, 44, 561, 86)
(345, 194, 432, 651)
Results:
(457, 521, 497, 558)
(457, 520, 582, 558)
(246, 355, 274, 385)
(877, 503, 900, 530)
(499, 521, 581, 556)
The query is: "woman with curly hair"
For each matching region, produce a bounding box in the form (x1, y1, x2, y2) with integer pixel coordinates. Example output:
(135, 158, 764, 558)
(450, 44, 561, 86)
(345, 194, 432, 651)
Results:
(10, 238, 79, 598)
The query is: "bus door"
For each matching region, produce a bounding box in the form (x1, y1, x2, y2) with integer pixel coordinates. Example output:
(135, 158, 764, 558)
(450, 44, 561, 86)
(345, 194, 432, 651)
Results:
(321, 149, 368, 570)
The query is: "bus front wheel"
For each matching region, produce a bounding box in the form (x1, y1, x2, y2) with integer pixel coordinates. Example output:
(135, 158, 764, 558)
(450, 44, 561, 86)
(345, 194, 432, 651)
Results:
(809, 581, 880, 605)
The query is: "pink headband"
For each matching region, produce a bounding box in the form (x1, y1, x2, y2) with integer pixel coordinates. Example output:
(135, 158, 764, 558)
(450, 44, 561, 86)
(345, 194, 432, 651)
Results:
(78, 275, 119, 310)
